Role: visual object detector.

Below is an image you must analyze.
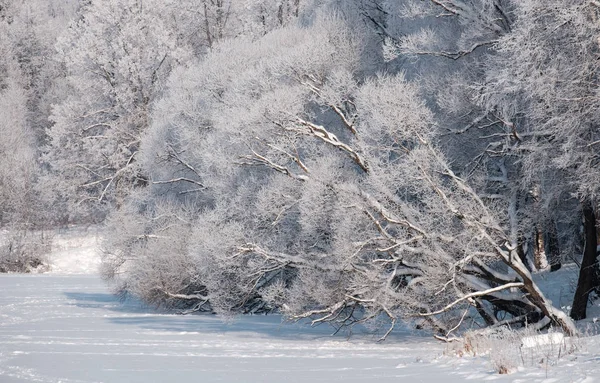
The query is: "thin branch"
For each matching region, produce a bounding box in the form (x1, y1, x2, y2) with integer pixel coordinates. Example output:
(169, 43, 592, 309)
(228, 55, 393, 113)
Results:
(408, 41, 497, 60)
(445, 306, 470, 339)
(162, 291, 208, 300)
(152, 177, 205, 187)
(237, 147, 309, 181)
(418, 282, 524, 317)
(79, 177, 113, 189)
(81, 123, 112, 133)
(301, 81, 357, 135)
(377, 236, 425, 252)
(266, 143, 310, 174)
(98, 151, 137, 202)
(292, 301, 348, 324)
(166, 144, 202, 178)
(295, 118, 368, 172)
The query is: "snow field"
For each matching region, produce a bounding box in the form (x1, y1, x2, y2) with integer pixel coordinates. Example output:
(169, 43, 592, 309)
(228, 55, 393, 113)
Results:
(46, 227, 102, 275)
(0, 275, 454, 383)
(0, 229, 599, 382)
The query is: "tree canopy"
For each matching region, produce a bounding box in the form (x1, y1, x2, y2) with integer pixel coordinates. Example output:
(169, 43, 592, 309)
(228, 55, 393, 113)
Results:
(1, 0, 598, 338)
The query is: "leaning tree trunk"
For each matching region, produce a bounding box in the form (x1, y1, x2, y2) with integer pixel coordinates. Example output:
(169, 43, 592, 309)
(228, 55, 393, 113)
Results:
(570, 200, 599, 320)
(504, 249, 578, 335)
(424, 142, 578, 335)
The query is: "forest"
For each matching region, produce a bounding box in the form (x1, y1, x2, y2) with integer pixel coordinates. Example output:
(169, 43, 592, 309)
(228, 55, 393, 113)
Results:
(1, 0, 599, 342)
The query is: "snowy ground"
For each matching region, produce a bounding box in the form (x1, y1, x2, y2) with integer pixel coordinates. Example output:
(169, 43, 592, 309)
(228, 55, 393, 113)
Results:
(0, 229, 599, 382)
(46, 227, 102, 275)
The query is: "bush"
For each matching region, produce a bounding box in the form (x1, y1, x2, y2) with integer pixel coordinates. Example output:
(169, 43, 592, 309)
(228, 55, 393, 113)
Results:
(450, 327, 577, 375)
(0, 229, 52, 273)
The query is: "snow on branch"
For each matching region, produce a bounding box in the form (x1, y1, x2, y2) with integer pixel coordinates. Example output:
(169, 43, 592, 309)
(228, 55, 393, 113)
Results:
(419, 282, 524, 317)
(165, 144, 203, 179)
(236, 147, 309, 181)
(294, 118, 368, 172)
(405, 40, 497, 60)
(300, 79, 357, 135)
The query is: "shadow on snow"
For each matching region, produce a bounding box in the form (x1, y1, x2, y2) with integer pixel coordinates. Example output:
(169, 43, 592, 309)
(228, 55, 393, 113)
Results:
(62, 291, 425, 343)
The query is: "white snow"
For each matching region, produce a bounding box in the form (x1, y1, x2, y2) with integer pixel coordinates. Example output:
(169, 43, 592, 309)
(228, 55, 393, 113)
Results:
(521, 332, 564, 349)
(47, 226, 102, 275)
(1, 229, 600, 382)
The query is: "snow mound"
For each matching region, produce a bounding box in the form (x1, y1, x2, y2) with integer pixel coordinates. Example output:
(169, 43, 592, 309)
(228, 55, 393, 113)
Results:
(48, 226, 102, 275)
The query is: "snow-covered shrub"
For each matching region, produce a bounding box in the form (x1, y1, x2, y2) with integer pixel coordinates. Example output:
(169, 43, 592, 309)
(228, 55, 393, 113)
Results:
(487, 328, 523, 374)
(0, 229, 51, 273)
(459, 327, 574, 375)
(100, 191, 208, 311)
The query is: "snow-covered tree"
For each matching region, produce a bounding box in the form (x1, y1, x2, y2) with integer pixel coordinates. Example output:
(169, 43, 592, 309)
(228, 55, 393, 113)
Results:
(482, 0, 600, 320)
(42, 0, 324, 222)
(378, 1, 569, 276)
(0, 0, 588, 336)
(0, 0, 81, 271)
(42, 0, 193, 220)
(0, 0, 78, 226)
(102, 13, 577, 337)
(1, 0, 79, 143)
(380, 0, 511, 60)
(0, 52, 36, 226)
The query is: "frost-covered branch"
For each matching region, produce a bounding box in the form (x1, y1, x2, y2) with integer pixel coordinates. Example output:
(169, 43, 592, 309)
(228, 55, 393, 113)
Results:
(419, 282, 524, 317)
(294, 118, 368, 172)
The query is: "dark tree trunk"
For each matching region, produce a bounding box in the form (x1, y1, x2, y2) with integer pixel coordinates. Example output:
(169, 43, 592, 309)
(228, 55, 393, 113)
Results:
(546, 219, 561, 272)
(516, 235, 532, 272)
(570, 200, 599, 320)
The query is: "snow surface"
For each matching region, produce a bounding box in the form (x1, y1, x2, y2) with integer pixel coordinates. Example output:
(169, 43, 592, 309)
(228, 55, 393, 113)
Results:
(1, 229, 600, 382)
(47, 227, 102, 275)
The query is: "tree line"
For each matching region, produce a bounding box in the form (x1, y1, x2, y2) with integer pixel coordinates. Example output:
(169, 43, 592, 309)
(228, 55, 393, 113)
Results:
(1, 0, 599, 339)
